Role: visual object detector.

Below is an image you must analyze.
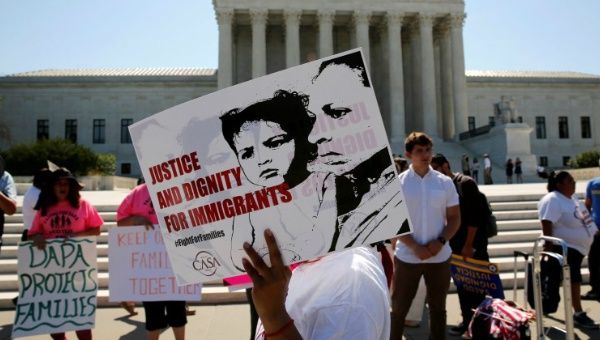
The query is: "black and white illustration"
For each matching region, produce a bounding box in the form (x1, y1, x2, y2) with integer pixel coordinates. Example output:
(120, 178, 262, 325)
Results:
(130, 49, 412, 284)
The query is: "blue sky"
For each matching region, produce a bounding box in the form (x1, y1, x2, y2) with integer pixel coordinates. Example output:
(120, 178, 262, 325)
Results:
(1, 0, 599, 76)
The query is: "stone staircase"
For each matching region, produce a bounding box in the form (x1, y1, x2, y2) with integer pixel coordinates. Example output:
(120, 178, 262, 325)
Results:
(0, 206, 247, 310)
(0, 185, 588, 309)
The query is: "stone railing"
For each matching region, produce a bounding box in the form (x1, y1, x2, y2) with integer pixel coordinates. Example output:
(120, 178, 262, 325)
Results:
(13, 176, 138, 195)
(458, 125, 492, 141)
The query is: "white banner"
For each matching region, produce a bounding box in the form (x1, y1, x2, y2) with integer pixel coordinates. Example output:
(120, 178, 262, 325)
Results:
(130, 48, 413, 284)
(108, 226, 202, 301)
(13, 238, 97, 338)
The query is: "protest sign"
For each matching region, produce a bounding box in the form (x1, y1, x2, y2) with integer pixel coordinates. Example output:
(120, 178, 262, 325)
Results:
(108, 226, 202, 301)
(13, 238, 97, 338)
(450, 254, 505, 299)
(130, 48, 413, 284)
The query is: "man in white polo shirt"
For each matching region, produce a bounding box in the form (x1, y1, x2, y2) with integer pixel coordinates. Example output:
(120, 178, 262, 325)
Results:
(390, 132, 460, 340)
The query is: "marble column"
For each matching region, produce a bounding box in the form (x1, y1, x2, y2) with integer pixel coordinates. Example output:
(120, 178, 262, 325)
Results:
(408, 19, 422, 131)
(216, 8, 234, 89)
(318, 10, 335, 58)
(419, 14, 438, 136)
(284, 9, 301, 68)
(387, 12, 405, 141)
(250, 9, 268, 78)
(439, 21, 455, 139)
(451, 13, 468, 137)
(354, 10, 371, 64)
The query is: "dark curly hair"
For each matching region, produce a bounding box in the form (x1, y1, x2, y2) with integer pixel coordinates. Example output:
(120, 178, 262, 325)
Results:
(34, 168, 82, 216)
(220, 90, 316, 188)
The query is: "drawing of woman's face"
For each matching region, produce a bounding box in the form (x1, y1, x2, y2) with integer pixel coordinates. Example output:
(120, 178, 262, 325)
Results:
(307, 63, 378, 176)
(233, 120, 295, 187)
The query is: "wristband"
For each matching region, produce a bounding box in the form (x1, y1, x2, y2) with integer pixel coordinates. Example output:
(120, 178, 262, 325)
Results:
(264, 318, 294, 339)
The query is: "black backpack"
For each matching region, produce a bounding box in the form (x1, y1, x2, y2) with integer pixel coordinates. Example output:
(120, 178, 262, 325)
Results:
(453, 174, 497, 238)
(527, 252, 562, 314)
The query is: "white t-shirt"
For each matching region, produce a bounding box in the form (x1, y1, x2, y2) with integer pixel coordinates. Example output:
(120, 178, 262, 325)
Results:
(484, 157, 491, 169)
(395, 166, 459, 264)
(538, 191, 596, 255)
(255, 247, 390, 340)
(21, 186, 41, 230)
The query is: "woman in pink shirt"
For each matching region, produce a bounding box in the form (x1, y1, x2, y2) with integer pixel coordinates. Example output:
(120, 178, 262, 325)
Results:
(28, 168, 103, 340)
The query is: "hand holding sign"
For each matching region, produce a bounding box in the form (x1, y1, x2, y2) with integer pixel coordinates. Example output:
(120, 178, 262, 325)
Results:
(242, 229, 298, 337)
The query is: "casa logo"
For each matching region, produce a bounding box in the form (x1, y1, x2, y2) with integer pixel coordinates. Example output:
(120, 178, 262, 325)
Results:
(192, 251, 221, 276)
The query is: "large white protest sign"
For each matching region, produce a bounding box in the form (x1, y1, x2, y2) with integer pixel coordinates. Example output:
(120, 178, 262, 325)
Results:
(130, 48, 413, 284)
(108, 226, 202, 301)
(13, 238, 97, 338)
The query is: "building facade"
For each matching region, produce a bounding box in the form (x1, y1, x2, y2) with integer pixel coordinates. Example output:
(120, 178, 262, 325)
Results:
(0, 0, 599, 177)
(214, 0, 469, 143)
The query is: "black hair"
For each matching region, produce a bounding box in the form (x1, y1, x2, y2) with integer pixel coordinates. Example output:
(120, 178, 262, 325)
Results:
(547, 170, 572, 193)
(220, 90, 316, 188)
(313, 51, 371, 87)
(35, 168, 81, 215)
(431, 153, 450, 167)
(32, 168, 52, 189)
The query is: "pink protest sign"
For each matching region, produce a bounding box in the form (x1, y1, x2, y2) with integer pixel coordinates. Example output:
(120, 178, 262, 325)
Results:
(108, 226, 202, 301)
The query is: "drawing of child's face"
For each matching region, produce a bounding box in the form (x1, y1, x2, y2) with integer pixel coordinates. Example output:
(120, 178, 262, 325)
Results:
(233, 120, 295, 187)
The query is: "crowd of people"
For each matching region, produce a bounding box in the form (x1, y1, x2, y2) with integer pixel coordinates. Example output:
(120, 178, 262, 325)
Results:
(242, 133, 600, 340)
(4, 135, 599, 339)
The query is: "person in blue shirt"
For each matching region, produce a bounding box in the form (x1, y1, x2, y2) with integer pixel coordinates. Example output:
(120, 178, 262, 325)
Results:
(583, 158, 600, 301)
(0, 156, 17, 253)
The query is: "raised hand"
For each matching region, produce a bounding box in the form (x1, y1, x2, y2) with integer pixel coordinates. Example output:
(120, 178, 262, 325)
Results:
(242, 229, 300, 339)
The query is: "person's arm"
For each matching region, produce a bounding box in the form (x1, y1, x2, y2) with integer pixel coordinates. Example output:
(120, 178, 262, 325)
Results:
(242, 229, 301, 340)
(541, 220, 553, 236)
(398, 234, 433, 260)
(117, 215, 154, 230)
(585, 182, 593, 211)
(459, 179, 482, 258)
(541, 219, 554, 250)
(426, 205, 460, 256)
(461, 226, 477, 258)
(0, 192, 16, 215)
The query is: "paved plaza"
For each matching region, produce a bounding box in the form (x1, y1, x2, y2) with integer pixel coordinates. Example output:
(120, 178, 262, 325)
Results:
(2, 181, 599, 339)
(1, 288, 599, 339)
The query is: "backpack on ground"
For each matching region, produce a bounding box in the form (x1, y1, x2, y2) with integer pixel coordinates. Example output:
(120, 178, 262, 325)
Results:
(526, 252, 562, 314)
(453, 173, 498, 238)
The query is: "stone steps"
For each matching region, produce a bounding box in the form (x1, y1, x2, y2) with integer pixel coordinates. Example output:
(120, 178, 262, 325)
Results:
(0, 186, 589, 308)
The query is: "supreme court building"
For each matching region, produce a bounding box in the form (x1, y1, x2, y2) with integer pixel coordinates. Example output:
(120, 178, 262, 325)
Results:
(0, 0, 599, 177)
(214, 0, 469, 143)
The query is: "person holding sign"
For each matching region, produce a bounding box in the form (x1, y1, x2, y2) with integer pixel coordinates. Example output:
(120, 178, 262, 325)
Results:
(28, 168, 103, 340)
(116, 183, 188, 340)
(243, 229, 390, 340)
(221, 89, 337, 271)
